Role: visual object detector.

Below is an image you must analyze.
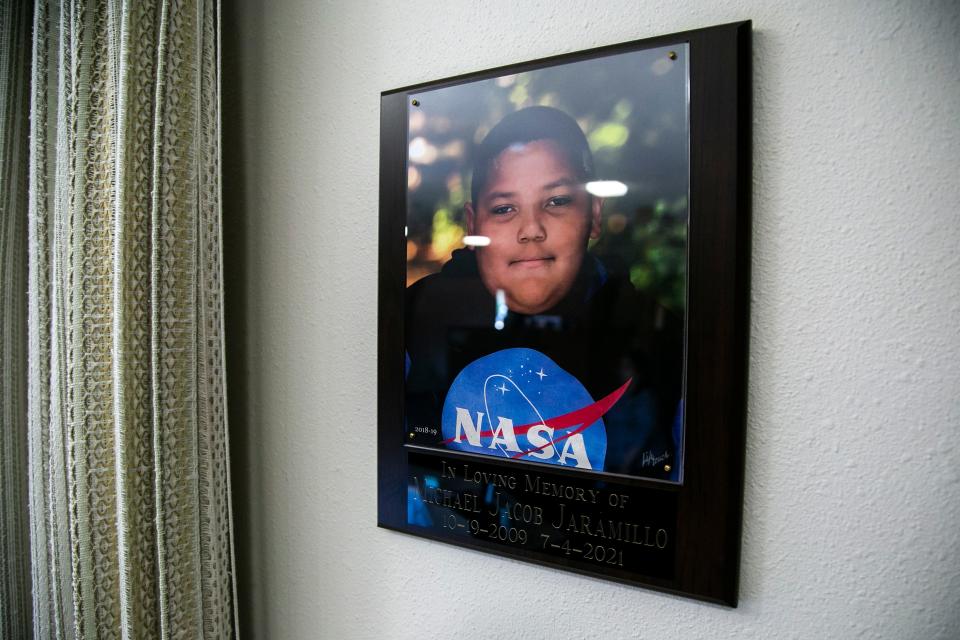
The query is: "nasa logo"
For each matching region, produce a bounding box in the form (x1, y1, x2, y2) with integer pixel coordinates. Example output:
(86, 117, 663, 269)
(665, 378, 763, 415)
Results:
(441, 348, 630, 471)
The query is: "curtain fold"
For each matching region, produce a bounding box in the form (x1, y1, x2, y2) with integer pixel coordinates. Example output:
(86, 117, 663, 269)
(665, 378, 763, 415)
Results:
(25, 1, 238, 638)
(0, 1, 34, 638)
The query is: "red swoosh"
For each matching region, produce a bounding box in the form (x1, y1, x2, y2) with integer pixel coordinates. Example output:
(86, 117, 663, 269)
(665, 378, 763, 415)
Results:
(441, 378, 632, 461)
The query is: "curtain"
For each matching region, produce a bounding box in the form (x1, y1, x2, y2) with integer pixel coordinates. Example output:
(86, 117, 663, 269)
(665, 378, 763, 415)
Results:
(20, 0, 239, 638)
(1, 1, 34, 638)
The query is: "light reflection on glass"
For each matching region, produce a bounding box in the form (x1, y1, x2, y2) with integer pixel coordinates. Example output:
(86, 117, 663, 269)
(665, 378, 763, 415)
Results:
(462, 235, 490, 247)
(403, 42, 691, 481)
(585, 180, 628, 198)
(494, 289, 507, 330)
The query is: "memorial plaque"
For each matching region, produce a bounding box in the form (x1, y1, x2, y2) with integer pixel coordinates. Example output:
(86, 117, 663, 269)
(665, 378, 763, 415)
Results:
(378, 21, 751, 605)
(406, 451, 677, 581)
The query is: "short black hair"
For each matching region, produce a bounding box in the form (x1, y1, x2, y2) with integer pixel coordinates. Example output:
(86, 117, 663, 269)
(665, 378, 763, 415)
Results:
(470, 106, 595, 205)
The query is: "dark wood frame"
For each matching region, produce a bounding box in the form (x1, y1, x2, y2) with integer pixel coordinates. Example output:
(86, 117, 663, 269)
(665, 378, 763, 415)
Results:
(378, 20, 751, 606)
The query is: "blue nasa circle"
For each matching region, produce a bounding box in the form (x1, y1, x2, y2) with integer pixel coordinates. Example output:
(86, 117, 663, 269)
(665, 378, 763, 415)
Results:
(441, 348, 606, 470)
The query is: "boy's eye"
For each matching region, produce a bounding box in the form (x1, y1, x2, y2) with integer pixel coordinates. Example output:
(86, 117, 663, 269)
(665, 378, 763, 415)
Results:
(491, 204, 515, 215)
(546, 195, 572, 207)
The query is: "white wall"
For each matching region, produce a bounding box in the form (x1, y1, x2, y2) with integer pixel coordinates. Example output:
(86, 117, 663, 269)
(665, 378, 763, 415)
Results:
(224, 2, 960, 638)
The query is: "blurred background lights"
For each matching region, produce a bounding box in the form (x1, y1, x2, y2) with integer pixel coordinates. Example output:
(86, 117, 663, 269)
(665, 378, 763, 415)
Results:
(408, 109, 425, 133)
(537, 92, 558, 107)
(446, 173, 464, 206)
(440, 139, 465, 159)
(407, 166, 421, 190)
(652, 57, 673, 76)
(586, 180, 628, 197)
(588, 122, 629, 150)
(431, 116, 452, 134)
(463, 235, 491, 247)
(427, 208, 464, 261)
(606, 213, 628, 234)
(408, 136, 438, 164)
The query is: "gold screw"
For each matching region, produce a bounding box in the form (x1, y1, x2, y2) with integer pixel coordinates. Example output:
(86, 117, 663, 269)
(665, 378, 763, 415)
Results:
(668, 51, 677, 61)
(664, 464, 672, 473)
(408, 432, 415, 440)
(411, 99, 420, 106)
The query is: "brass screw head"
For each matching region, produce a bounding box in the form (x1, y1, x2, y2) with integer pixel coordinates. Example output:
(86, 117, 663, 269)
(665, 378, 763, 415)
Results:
(408, 432, 415, 440)
(411, 99, 420, 106)
(664, 464, 672, 473)
(668, 51, 677, 60)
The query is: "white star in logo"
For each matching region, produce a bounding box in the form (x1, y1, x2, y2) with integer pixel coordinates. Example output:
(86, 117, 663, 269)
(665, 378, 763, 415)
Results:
(496, 382, 510, 395)
(535, 368, 547, 381)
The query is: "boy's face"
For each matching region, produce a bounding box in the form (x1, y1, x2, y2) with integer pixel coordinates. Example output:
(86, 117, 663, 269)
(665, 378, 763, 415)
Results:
(466, 139, 602, 315)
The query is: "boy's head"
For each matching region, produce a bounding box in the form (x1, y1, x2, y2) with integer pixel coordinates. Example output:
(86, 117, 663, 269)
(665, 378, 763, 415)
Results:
(466, 107, 602, 315)
(470, 106, 595, 204)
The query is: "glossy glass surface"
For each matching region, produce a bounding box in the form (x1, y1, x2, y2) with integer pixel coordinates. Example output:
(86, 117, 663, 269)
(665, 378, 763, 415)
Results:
(404, 44, 690, 482)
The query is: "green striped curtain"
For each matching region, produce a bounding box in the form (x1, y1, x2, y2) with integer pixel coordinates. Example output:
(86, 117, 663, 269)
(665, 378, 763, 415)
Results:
(1, 0, 241, 637)
(1, 1, 34, 638)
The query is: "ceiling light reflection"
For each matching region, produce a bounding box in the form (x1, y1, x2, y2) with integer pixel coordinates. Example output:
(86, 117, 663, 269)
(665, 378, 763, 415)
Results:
(585, 181, 628, 198)
(463, 235, 491, 247)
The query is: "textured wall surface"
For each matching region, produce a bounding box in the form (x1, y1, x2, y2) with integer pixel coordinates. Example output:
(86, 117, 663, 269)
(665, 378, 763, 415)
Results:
(222, 2, 960, 638)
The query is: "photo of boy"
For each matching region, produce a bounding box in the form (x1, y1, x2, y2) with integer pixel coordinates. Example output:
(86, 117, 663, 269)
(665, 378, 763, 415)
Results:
(405, 104, 684, 480)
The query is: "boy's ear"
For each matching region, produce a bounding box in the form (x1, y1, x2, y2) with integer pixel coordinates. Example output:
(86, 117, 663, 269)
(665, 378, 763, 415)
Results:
(465, 202, 476, 236)
(589, 197, 604, 239)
